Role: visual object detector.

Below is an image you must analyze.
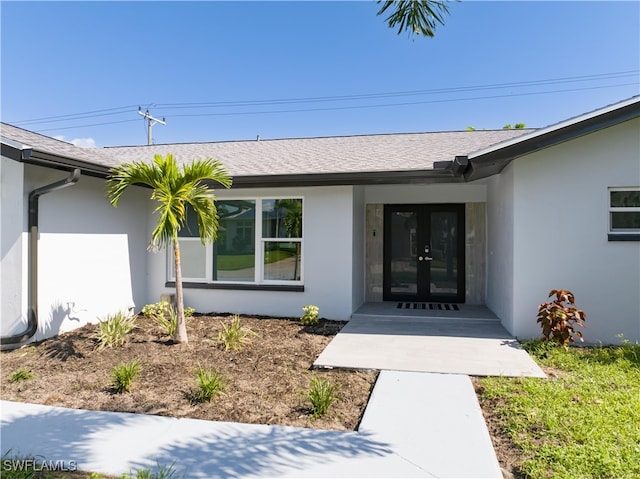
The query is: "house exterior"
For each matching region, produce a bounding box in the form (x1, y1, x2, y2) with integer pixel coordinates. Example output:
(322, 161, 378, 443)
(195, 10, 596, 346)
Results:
(1, 97, 638, 348)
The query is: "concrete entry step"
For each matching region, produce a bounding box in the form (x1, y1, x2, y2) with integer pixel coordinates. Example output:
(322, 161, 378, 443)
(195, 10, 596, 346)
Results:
(314, 315, 546, 378)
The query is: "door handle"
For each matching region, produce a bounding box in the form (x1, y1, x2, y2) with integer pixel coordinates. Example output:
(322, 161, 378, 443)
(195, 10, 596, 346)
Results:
(418, 256, 433, 262)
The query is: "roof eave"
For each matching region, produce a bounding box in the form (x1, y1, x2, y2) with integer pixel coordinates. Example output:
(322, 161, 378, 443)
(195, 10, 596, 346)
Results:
(226, 168, 461, 188)
(23, 149, 111, 178)
(465, 98, 640, 181)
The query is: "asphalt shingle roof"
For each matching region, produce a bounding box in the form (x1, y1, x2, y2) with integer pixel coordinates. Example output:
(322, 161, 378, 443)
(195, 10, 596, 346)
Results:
(104, 130, 532, 176)
(1, 122, 532, 177)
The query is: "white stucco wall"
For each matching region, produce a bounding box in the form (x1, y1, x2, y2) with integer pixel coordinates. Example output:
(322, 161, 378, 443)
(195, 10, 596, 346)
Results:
(364, 183, 487, 204)
(510, 119, 640, 343)
(485, 163, 515, 333)
(147, 185, 359, 321)
(12, 165, 150, 342)
(1, 156, 27, 338)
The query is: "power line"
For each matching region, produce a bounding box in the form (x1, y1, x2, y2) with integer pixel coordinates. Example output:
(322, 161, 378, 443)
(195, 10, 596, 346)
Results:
(9, 70, 638, 127)
(10, 105, 139, 125)
(164, 83, 638, 118)
(37, 118, 140, 132)
(154, 71, 639, 110)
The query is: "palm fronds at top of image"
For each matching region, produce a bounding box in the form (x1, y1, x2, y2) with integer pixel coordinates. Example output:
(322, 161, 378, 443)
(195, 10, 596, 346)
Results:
(95, 311, 136, 349)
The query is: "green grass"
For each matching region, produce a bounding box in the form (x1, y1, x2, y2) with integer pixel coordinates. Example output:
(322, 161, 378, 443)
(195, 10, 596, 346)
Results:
(216, 250, 293, 271)
(216, 254, 256, 271)
(478, 340, 640, 479)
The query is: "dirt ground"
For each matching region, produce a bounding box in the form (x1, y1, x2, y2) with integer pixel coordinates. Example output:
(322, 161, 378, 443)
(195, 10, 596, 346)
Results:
(1, 314, 377, 431)
(1, 314, 526, 477)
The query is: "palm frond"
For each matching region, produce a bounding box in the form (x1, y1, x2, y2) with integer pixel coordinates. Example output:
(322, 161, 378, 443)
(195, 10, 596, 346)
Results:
(183, 158, 232, 189)
(108, 153, 231, 250)
(377, 0, 451, 37)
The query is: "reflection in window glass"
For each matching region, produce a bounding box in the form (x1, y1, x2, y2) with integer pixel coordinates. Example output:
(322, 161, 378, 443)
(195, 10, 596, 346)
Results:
(611, 190, 640, 208)
(214, 200, 256, 282)
(263, 242, 301, 281)
(262, 199, 302, 238)
(611, 212, 640, 230)
(177, 239, 206, 279)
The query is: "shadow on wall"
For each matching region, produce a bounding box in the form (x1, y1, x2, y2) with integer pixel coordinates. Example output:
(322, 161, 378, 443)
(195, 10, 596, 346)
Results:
(38, 301, 83, 340)
(0, 403, 392, 478)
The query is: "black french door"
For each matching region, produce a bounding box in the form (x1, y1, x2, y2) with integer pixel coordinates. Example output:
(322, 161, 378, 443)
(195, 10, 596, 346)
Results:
(383, 204, 465, 303)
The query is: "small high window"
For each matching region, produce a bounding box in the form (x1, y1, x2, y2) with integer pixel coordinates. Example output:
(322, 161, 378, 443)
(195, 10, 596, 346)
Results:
(608, 187, 640, 241)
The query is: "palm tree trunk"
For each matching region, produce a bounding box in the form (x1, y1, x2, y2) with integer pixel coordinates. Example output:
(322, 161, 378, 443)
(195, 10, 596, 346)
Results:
(173, 239, 188, 344)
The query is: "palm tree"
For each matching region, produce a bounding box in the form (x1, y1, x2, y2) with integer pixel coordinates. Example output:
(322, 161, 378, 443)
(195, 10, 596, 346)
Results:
(377, 0, 451, 37)
(107, 154, 232, 344)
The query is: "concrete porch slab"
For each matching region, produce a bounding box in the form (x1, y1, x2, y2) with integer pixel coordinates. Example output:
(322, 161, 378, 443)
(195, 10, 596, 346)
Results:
(314, 314, 546, 378)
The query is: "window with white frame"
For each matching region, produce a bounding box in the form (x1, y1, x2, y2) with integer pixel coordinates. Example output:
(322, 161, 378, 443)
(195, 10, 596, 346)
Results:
(608, 187, 640, 240)
(169, 197, 303, 285)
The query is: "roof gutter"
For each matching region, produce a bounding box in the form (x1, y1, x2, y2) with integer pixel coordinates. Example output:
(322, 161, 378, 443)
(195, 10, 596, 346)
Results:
(0, 168, 81, 349)
(227, 167, 463, 188)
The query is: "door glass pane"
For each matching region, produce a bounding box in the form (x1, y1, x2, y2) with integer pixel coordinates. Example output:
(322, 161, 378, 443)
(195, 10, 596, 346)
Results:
(430, 212, 458, 295)
(390, 211, 418, 295)
(214, 200, 256, 282)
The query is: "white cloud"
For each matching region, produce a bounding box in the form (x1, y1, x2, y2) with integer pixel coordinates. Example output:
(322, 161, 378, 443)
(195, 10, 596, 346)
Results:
(53, 135, 97, 148)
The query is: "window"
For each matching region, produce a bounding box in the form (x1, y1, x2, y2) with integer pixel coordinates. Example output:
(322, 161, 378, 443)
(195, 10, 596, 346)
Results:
(262, 199, 302, 282)
(169, 197, 303, 286)
(608, 187, 640, 241)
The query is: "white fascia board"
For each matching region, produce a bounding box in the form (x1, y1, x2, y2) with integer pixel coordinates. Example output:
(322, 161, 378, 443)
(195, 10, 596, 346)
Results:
(467, 96, 640, 160)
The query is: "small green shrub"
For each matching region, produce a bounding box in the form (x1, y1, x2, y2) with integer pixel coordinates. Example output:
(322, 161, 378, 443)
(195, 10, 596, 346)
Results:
(143, 301, 194, 337)
(96, 311, 136, 349)
(111, 359, 140, 393)
(141, 301, 170, 319)
(308, 376, 339, 418)
(537, 289, 586, 348)
(217, 315, 257, 351)
(192, 367, 226, 403)
(157, 304, 178, 337)
(300, 304, 320, 326)
(8, 368, 35, 383)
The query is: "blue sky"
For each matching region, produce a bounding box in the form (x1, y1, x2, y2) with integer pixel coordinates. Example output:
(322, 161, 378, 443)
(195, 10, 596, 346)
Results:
(1, 1, 638, 147)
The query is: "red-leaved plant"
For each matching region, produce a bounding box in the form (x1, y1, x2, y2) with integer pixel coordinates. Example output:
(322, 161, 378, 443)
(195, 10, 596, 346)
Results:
(537, 289, 586, 348)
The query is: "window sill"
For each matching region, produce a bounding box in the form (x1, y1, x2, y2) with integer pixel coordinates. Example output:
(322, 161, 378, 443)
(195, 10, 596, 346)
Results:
(608, 233, 640, 241)
(165, 281, 304, 292)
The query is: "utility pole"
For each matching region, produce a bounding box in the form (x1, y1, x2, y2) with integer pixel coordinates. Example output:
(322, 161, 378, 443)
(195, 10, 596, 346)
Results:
(138, 108, 166, 145)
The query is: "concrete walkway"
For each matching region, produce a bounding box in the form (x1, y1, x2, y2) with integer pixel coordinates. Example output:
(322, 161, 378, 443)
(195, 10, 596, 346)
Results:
(1, 371, 502, 478)
(314, 315, 546, 378)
